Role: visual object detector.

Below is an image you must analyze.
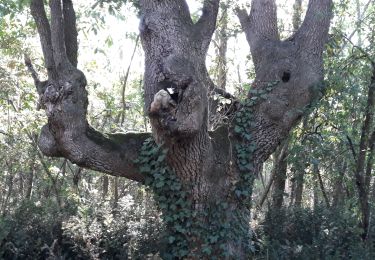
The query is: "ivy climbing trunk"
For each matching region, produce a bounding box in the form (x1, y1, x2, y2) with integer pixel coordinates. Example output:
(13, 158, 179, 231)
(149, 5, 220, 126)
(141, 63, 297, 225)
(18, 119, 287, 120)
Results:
(28, 0, 332, 258)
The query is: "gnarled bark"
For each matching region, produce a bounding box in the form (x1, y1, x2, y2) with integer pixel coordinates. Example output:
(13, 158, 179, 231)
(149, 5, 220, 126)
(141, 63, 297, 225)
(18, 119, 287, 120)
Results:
(29, 0, 333, 258)
(29, 0, 148, 183)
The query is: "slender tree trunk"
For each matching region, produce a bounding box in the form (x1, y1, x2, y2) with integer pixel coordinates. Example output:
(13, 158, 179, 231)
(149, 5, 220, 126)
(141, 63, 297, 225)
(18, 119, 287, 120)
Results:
(37, 151, 62, 209)
(112, 177, 119, 209)
(289, 175, 296, 207)
(287, 0, 305, 209)
(102, 175, 109, 199)
(120, 35, 140, 126)
(72, 167, 82, 194)
(256, 171, 274, 211)
(18, 172, 25, 200)
(353, 66, 375, 239)
(271, 141, 289, 208)
(2, 168, 14, 216)
(315, 162, 330, 207)
(25, 165, 35, 200)
(332, 161, 346, 208)
(313, 166, 319, 210)
(294, 170, 305, 207)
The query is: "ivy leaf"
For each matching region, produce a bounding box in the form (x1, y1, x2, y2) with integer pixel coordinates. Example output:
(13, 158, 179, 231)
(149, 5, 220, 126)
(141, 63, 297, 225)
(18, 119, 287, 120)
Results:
(155, 181, 165, 188)
(168, 236, 176, 244)
(157, 153, 166, 162)
(209, 235, 219, 243)
(235, 190, 242, 197)
(139, 165, 151, 173)
(202, 245, 212, 255)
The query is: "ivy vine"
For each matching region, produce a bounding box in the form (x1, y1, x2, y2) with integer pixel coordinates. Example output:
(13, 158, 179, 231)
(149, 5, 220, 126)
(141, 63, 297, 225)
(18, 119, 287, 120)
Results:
(134, 80, 280, 259)
(232, 80, 280, 207)
(134, 138, 192, 258)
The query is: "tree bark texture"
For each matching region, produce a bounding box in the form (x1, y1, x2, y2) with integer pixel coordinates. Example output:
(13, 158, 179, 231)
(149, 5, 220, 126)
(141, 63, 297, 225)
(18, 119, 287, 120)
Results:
(29, 0, 333, 258)
(353, 65, 375, 239)
(271, 141, 289, 208)
(214, 1, 229, 90)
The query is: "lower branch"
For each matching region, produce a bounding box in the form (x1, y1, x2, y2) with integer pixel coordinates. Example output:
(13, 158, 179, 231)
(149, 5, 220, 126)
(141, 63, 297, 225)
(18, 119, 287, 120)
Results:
(38, 124, 149, 183)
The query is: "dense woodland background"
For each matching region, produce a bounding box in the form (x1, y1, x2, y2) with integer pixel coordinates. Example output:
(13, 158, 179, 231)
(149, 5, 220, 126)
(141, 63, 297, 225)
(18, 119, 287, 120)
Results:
(0, 0, 375, 259)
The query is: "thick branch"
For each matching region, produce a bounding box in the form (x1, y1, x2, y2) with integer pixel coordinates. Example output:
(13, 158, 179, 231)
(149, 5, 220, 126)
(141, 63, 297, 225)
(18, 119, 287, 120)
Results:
(49, 0, 69, 68)
(38, 124, 149, 183)
(234, 0, 333, 165)
(139, 0, 192, 23)
(292, 0, 303, 31)
(294, 0, 333, 53)
(235, 8, 250, 33)
(195, 0, 220, 53)
(236, 0, 279, 73)
(236, 0, 278, 48)
(62, 0, 78, 68)
(249, 0, 278, 41)
(30, 0, 56, 79)
(30, 0, 147, 184)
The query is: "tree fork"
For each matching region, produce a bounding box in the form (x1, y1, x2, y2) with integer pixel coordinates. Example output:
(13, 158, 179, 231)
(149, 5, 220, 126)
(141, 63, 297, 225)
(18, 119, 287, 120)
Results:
(29, 0, 333, 258)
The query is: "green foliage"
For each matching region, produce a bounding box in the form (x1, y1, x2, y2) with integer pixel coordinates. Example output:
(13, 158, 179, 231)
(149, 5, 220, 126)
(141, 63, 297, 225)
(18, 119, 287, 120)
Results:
(135, 139, 193, 258)
(257, 206, 375, 260)
(233, 80, 280, 206)
(62, 193, 162, 259)
(0, 0, 29, 18)
(135, 139, 254, 258)
(134, 80, 280, 258)
(0, 199, 66, 259)
(0, 194, 162, 259)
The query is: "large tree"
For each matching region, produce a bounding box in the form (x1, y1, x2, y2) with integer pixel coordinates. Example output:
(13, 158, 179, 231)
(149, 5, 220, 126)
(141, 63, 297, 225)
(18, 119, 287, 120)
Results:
(27, 0, 333, 258)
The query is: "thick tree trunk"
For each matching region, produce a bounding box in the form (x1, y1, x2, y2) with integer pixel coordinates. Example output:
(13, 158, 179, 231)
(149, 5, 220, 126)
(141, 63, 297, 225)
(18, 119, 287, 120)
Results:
(29, 0, 332, 258)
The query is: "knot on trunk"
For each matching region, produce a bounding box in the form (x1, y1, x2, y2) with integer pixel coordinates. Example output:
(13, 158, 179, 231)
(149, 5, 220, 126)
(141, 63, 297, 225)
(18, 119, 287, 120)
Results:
(150, 55, 208, 141)
(162, 55, 194, 86)
(38, 124, 62, 157)
(37, 69, 88, 118)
